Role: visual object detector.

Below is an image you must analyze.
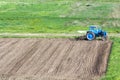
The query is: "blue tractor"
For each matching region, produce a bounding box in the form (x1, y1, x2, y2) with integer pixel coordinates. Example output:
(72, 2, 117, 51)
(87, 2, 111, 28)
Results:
(86, 26, 107, 40)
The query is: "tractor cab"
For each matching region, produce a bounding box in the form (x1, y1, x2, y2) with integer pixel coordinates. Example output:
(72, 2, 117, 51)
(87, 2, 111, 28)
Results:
(89, 26, 102, 33)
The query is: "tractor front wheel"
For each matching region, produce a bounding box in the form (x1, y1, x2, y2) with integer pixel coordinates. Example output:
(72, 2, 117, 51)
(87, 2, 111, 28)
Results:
(86, 32, 96, 40)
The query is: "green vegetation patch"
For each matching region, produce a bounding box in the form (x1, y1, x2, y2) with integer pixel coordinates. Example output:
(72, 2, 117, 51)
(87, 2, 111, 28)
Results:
(101, 37, 120, 80)
(0, 1, 119, 33)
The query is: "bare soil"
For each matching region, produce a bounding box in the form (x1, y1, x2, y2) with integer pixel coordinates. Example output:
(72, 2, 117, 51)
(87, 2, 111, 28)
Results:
(0, 38, 112, 80)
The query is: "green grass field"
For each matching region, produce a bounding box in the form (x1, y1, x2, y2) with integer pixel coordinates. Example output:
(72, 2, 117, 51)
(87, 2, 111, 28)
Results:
(101, 37, 120, 80)
(0, 0, 120, 33)
(0, 0, 120, 80)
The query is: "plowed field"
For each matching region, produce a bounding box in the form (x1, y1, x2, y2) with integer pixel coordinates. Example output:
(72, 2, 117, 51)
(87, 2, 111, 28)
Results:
(0, 38, 112, 80)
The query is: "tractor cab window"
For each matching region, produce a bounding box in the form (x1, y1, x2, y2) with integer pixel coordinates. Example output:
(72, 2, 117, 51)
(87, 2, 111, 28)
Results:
(89, 26, 101, 31)
(89, 26, 97, 30)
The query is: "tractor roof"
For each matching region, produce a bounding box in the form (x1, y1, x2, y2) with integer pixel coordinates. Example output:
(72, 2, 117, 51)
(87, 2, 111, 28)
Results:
(90, 26, 96, 28)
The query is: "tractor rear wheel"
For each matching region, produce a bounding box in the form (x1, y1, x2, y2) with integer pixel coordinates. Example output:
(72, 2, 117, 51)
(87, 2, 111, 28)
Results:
(86, 32, 96, 40)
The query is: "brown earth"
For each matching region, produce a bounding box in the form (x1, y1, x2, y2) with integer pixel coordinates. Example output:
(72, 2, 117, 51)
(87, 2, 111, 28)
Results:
(0, 38, 112, 80)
